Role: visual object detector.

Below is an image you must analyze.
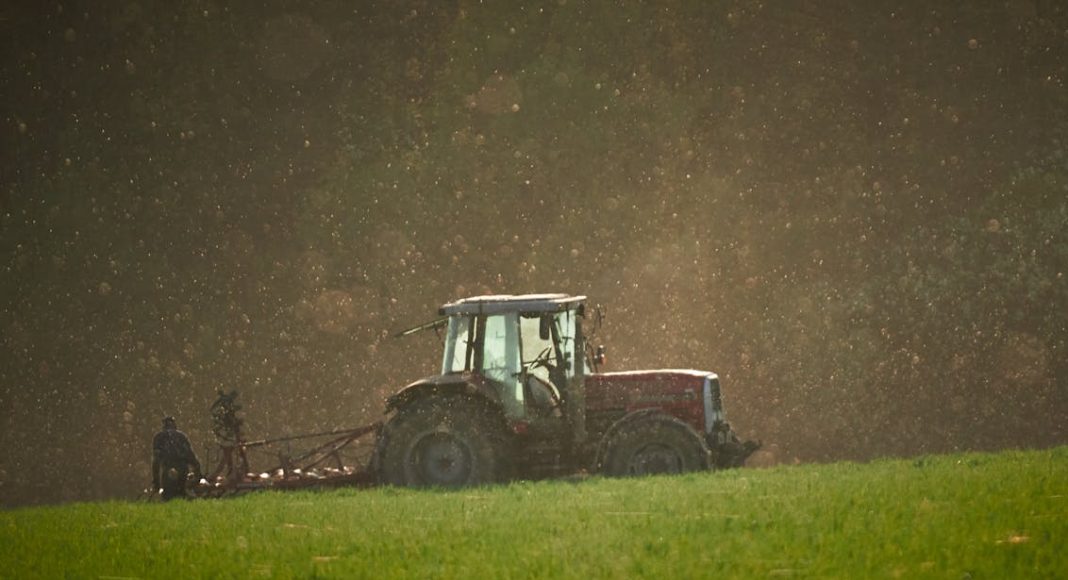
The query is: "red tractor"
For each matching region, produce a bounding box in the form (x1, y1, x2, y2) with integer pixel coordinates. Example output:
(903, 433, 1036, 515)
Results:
(374, 294, 756, 486)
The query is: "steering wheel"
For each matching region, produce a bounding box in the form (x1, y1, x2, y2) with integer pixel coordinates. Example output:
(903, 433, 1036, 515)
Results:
(526, 346, 555, 371)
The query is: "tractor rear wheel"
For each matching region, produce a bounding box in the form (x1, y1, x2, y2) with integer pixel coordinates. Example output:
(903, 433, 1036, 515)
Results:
(600, 415, 710, 477)
(376, 395, 511, 487)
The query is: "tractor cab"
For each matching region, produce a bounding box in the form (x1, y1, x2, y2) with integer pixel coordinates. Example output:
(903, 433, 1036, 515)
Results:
(437, 294, 588, 440)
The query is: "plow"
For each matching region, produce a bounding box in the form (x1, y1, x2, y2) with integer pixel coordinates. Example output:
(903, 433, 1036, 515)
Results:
(187, 391, 380, 498)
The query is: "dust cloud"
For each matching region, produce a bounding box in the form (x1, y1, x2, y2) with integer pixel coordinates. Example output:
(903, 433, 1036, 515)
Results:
(2, 1, 1066, 507)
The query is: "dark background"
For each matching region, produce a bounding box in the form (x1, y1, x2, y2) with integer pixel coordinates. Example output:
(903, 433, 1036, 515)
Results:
(2, 0, 1066, 508)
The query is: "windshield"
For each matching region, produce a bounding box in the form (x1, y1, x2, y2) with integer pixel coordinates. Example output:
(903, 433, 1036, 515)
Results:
(557, 308, 581, 380)
(520, 314, 556, 384)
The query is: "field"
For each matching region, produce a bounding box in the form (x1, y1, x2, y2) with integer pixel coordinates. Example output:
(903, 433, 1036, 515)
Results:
(2, 447, 1064, 579)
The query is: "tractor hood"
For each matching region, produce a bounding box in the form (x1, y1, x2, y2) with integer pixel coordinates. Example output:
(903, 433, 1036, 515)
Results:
(586, 370, 720, 431)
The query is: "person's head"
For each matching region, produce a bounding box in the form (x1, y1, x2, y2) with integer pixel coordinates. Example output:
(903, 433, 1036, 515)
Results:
(162, 416, 177, 430)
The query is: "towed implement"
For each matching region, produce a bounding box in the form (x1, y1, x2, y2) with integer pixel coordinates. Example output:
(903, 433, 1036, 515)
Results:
(189, 391, 379, 497)
(191, 293, 757, 497)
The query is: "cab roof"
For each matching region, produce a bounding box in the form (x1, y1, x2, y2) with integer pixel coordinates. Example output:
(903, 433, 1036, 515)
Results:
(439, 294, 587, 316)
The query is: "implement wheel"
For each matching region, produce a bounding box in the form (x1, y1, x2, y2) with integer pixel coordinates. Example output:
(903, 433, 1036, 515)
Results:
(376, 395, 511, 487)
(600, 414, 710, 477)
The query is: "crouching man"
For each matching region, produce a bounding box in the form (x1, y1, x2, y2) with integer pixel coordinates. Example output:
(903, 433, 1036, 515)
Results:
(152, 416, 202, 500)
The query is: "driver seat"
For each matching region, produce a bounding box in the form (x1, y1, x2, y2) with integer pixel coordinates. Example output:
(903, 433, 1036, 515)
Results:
(524, 375, 562, 418)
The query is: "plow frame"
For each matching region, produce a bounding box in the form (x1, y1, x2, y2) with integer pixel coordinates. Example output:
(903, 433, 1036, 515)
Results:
(191, 391, 381, 498)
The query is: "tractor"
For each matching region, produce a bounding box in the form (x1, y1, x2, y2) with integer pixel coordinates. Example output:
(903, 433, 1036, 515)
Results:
(373, 293, 756, 486)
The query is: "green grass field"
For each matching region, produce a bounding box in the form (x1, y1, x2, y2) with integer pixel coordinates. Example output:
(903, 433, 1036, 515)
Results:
(2, 447, 1065, 579)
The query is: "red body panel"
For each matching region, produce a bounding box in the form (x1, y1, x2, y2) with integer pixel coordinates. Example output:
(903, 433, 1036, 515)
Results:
(586, 370, 708, 435)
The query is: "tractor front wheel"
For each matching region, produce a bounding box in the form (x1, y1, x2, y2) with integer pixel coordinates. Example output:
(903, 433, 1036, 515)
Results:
(376, 396, 511, 487)
(600, 415, 711, 477)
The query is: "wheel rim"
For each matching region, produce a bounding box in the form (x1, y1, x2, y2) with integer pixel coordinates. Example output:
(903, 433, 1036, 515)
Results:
(627, 443, 683, 475)
(410, 431, 475, 485)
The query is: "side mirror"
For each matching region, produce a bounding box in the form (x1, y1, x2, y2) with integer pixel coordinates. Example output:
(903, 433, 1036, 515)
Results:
(539, 315, 552, 340)
(594, 345, 606, 367)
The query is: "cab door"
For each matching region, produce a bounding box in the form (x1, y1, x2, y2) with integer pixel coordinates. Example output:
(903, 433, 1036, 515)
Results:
(478, 313, 523, 419)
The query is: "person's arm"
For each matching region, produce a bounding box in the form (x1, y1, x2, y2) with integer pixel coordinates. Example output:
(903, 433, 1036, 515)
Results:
(189, 451, 202, 478)
(179, 433, 203, 477)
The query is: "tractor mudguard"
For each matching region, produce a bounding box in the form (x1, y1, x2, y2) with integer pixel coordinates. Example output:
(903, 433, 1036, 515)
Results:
(384, 373, 503, 415)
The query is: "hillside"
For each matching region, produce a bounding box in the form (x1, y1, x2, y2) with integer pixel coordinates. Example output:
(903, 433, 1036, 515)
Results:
(1, 1, 1066, 506)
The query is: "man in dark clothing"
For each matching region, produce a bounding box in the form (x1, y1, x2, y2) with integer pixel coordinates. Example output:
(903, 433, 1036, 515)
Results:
(152, 416, 202, 500)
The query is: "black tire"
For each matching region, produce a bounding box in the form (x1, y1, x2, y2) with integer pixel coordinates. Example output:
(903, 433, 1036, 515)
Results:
(600, 415, 711, 477)
(376, 395, 511, 487)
